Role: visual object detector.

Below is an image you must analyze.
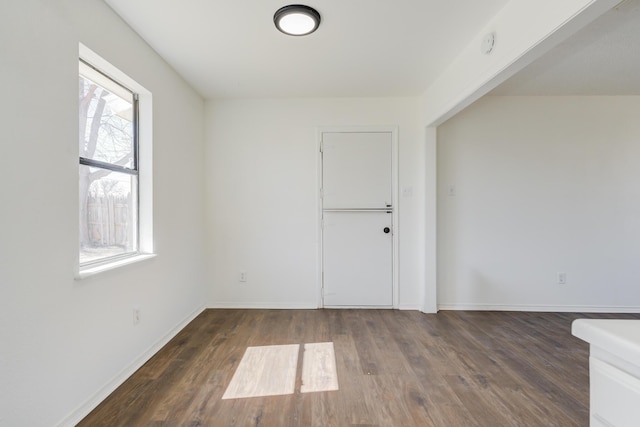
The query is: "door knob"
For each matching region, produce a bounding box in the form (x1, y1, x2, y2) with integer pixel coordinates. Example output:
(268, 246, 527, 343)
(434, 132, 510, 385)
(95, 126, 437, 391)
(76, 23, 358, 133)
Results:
(383, 227, 390, 234)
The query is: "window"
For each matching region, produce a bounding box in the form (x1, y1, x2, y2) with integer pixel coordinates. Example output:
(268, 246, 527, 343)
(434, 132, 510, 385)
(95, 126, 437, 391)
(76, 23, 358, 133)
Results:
(77, 44, 153, 278)
(76, 44, 155, 280)
(78, 59, 140, 268)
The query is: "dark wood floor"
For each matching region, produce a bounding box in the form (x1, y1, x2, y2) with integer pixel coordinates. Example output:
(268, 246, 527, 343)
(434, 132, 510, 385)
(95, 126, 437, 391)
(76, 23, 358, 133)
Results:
(79, 309, 640, 426)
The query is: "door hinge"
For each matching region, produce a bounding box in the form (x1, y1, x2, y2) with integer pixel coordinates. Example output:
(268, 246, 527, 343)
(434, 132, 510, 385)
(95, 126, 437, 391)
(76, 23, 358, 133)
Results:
(320, 187, 324, 199)
(320, 140, 323, 153)
(321, 218, 324, 230)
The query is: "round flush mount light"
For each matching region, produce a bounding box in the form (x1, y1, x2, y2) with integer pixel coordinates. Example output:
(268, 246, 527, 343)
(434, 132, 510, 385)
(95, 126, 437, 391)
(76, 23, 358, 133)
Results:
(274, 4, 321, 36)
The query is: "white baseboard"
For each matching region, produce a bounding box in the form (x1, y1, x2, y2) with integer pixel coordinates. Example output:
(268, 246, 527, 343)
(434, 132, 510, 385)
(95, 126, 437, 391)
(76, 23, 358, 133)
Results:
(209, 303, 422, 310)
(208, 303, 427, 311)
(398, 305, 421, 311)
(437, 303, 640, 313)
(208, 302, 319, 310)
(57, 304, 206, 427)
(324, 305, 393, 309)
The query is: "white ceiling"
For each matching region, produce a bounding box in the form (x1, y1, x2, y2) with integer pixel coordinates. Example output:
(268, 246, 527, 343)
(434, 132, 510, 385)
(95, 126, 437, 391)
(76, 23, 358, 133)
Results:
(491, 0, 640, 96)
(105, 0, 640, 100)
(104, 0, 509, 99)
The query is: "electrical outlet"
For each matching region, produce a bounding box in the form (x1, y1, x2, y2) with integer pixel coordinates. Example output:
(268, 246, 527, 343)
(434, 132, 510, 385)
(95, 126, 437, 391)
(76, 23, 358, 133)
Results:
(239, 271, 247, 282)
(133, 306, 141, 325)
(557, 272, 567, 284)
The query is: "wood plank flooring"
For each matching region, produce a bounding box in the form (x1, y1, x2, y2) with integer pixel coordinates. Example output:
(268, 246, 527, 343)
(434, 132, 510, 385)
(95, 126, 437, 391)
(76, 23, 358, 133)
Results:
(78, 310, 640, 426)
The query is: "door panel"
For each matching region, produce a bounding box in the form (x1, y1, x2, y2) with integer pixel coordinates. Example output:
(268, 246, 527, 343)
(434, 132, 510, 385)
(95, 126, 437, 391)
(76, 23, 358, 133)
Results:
(323, 211, 392, 307)
(322, 132, 392, 209)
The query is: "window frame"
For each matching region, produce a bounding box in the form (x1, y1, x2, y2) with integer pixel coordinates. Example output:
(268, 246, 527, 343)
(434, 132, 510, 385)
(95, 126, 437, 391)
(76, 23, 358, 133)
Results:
(77, 44, 154, 279)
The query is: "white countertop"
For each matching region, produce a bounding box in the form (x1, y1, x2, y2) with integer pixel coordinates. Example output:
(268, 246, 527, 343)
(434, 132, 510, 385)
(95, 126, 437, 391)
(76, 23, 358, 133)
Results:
(572, 319, 640, 368)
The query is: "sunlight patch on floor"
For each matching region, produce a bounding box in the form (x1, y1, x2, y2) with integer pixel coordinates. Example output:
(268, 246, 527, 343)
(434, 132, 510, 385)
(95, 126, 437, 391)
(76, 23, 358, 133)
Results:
(301, 342, 339, 393)
(222, 342, 339, 399)
(222, 344, 299, 399)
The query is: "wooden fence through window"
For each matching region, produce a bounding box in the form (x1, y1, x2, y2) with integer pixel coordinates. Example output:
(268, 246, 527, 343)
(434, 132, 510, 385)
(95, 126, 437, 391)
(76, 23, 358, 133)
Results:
(86, 195, 131, 247)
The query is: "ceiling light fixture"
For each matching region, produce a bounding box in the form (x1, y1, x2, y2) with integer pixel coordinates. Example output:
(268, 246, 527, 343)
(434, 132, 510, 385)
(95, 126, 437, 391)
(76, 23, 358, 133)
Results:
(274, 5, 321, 36)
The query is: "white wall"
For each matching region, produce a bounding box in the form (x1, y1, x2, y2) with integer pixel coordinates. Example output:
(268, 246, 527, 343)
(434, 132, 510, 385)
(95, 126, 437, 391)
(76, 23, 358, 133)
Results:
(419, 0, 621, 313)
(0, 1, 207, 426)
(205, 98, 425, 310)
(437, 96, 640, 311)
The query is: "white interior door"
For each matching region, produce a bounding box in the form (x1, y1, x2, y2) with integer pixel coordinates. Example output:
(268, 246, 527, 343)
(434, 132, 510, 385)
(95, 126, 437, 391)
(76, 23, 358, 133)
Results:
(323, 211, 393, 306)
(320, 131, 394, 307)
(322, 132, 392, 209)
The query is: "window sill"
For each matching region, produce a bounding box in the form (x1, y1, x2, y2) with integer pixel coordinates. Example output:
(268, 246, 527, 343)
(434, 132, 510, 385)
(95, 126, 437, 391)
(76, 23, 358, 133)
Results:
(75, 253, 156, 280)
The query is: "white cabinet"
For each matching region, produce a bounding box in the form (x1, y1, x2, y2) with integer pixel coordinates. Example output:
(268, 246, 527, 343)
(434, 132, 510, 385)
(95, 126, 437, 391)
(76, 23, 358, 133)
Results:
(572, 320, 640, 427)
(590, 357, 640, 426)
